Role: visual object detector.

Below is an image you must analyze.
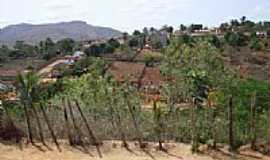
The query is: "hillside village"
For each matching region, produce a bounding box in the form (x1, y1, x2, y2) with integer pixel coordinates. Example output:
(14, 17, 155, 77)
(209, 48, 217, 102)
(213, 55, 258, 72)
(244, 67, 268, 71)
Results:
(1, 18, 270, 102)
(0, 16, 270, 160)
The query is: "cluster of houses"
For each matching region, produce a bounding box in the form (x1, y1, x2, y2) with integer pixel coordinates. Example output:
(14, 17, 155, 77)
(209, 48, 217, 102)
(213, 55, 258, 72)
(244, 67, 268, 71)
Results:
(1, 21, 269, 104)
(0, 51, 85, 102)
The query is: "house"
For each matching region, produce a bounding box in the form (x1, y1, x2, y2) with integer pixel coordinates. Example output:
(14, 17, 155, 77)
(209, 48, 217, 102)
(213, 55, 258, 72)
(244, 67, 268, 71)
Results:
(190, 24, 203, 32)
(0, 80, 17, 102)
(73, 51, 85, 59)
(256, 31, 268, 38)
(115, 37, 125, 45)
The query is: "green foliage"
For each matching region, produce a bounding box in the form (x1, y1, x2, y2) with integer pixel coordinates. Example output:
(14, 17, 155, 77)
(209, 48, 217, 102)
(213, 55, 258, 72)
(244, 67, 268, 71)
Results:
(56, 38, 75, 54)
(108, 38, 120, 48)
(72, 57, 106, 76)
(250, 38, 263, 51)
(208, 35, 222, 48)
(128, 37, 139, 48)
(16, 72, 41, 103)
(231, 79, 270, 144)
(179, 34, 194, 46)
(5, 31, 270, 150)
(0, 45, 10, 62)
(12, 41, 38, 57)
(224, 32, 246, 47)
(152, 41, 163, 49)
(144, 54, 156, 67)
(133, 30, 141, 36)
(85, 42, 118, 57)
(3, 101, 25, 120)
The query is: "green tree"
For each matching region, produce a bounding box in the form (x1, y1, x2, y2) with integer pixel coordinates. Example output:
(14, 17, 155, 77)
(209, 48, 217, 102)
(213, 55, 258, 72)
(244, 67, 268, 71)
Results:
(133, 30, 141, 36)
(16, 72, 44, 144)
(224, 32, 246, 47)
(108, 38, 120, 48)
(56, 38, 75, 54)
(0, 45, 10, 62)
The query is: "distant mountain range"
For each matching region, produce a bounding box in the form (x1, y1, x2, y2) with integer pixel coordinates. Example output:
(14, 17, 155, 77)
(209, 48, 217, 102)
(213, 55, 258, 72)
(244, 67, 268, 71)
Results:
(0, 21, 122, 46)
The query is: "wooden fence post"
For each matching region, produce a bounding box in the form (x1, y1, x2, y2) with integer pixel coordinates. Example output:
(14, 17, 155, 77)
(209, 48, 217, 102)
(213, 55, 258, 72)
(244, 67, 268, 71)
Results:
(62, 98, 72, 145)
(40, 103, 61, 151)
(23, 102, 34, 144)
(74, 99, 102, 157)
(191, 98, 199, 153)
(250, 91, 257, 150)
(31, 103, 45, 145)
(228, 95, 235, 152)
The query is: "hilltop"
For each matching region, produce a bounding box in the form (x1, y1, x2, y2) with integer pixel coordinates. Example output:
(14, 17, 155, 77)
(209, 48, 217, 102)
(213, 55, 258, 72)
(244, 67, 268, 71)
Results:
(0, 21, 122, 46)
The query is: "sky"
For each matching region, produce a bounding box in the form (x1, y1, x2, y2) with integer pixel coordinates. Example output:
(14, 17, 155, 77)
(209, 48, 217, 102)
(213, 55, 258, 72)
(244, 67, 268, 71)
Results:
(0, 0, 270, 32)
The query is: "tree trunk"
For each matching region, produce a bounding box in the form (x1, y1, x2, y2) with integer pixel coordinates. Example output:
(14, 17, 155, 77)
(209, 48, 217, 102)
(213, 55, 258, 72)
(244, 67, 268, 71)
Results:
(0, 104, 4, 129)
(191, 98, 199, 153)
(31, 103, 45, 145)
(113, 103, 129, 149)
(125, 94, 143, 148)
(40, 103, 61, 151)
(109, 90, 129, 149)
(211, 108, 217, 149)
(153, 101, 164, 151)
(67, 99, 85, 148)
(250, 92, 257, 150)
(74, 100, 102, 157)
(62, 98, 72, 145)
(228, 96, 235, 152)
(208, 97, 217, 149)
(23, 103, 34, 144)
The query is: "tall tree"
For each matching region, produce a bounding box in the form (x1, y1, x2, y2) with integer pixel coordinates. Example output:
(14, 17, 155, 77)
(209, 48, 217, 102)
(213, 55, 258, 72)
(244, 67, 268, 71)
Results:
(16, 72, 41, 144)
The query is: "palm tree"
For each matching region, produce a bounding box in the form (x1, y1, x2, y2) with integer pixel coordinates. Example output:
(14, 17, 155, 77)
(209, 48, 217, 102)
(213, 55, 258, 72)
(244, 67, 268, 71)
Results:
(16, 72, 45, 145)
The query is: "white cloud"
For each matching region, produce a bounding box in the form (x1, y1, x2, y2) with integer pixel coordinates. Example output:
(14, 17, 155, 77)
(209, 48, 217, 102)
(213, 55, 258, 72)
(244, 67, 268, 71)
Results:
(43, 0, 73, 10)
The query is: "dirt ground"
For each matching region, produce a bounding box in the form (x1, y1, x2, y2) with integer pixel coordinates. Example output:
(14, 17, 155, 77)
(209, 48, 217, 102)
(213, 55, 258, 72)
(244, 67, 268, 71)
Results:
(0, 140, 269, 160)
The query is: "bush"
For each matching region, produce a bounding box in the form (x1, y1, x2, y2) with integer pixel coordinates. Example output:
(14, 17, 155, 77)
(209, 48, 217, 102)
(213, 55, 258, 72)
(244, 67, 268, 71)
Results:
(250, 39, 263, 51)
(85, 42, 116, 57)
(224, 31, 246, 47)
(144, 55, 155, 67)
(208, 35, 222, 48)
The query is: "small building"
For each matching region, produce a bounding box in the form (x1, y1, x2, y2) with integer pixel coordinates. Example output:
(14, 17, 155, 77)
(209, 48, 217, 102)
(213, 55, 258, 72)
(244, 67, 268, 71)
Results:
(190, 24, 203, 32)
(116, 37, 125, 45)
(73, 51, 85, 59)
(0, 80, 17, 102)
(256, 31, 268, 38)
